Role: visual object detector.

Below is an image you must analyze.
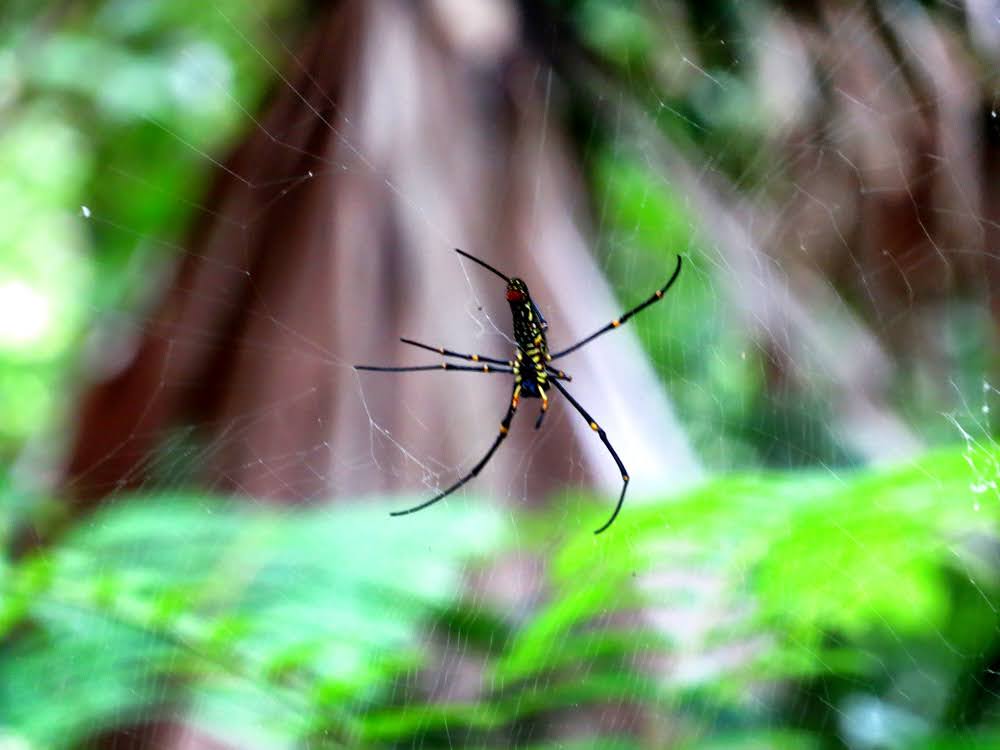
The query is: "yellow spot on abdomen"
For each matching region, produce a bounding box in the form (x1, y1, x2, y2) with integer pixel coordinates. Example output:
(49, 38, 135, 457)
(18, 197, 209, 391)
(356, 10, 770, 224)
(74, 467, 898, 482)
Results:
(589, 422, 599, 431)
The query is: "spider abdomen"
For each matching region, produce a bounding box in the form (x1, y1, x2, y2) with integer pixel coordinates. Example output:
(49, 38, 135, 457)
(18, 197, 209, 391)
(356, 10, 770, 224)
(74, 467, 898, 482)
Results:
(513, 344, 549, 394)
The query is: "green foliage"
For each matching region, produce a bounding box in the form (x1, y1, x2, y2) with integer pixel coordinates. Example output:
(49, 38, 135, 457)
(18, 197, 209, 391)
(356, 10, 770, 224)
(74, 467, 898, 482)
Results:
(0, 0, 295, 459)
(0, 444, 998, 747)
(590, 149, 773, 470)
(0, 496, 506, 748)
(427, 442, 997, 746)
(572, 0, 654, 69)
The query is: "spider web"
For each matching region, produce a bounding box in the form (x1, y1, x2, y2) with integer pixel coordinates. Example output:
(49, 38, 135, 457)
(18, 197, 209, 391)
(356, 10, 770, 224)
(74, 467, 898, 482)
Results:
(2, 0, 1000, 748)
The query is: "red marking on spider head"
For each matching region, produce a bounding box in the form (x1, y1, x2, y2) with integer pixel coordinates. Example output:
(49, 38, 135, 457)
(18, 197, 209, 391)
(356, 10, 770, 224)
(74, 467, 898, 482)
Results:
(507, 278, 529, 303)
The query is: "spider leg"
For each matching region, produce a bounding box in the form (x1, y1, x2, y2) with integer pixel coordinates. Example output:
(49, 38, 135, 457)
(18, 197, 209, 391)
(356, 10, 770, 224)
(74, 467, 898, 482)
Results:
(550, 255, 682, 360)
(387, 340, 569, 376)
(400, 337, 512, 367)
(390, 385, 521, 517)
(355, 363, 513, 375)
(454, 247, 511, 282)
(550, 380, 629, 535)
(534, 387, 549, 430)
(546, 365, 571, 382)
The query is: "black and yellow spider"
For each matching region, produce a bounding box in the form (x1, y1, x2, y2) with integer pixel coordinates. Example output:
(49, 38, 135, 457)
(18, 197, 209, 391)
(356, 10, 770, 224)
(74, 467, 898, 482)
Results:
(356, 248, 682, 534)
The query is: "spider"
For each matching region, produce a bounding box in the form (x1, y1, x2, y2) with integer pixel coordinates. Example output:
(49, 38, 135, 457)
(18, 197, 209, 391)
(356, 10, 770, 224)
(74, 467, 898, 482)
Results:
(355, 248, 683, 534)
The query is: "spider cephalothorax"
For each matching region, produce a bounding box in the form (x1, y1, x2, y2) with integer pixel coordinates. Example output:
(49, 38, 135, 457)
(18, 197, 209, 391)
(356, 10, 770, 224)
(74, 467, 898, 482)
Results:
(505, 278, 529, 303)
(356, 247, 682, 534)
(506, 279, 546, 341)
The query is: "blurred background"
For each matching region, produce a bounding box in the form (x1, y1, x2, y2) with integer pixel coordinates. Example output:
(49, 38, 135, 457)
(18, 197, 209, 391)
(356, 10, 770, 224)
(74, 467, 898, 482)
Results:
(1, 0, 999, 747)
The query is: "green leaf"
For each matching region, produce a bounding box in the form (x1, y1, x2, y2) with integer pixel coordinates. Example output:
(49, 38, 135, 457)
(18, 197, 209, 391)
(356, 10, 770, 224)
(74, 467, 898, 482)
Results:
(0, 494, 506, 748)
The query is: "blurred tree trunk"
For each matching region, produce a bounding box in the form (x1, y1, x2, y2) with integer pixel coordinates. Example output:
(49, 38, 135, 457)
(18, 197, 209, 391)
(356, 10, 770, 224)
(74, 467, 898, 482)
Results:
(62, 0, 700, 511)
(754, 0, 1000, 454)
